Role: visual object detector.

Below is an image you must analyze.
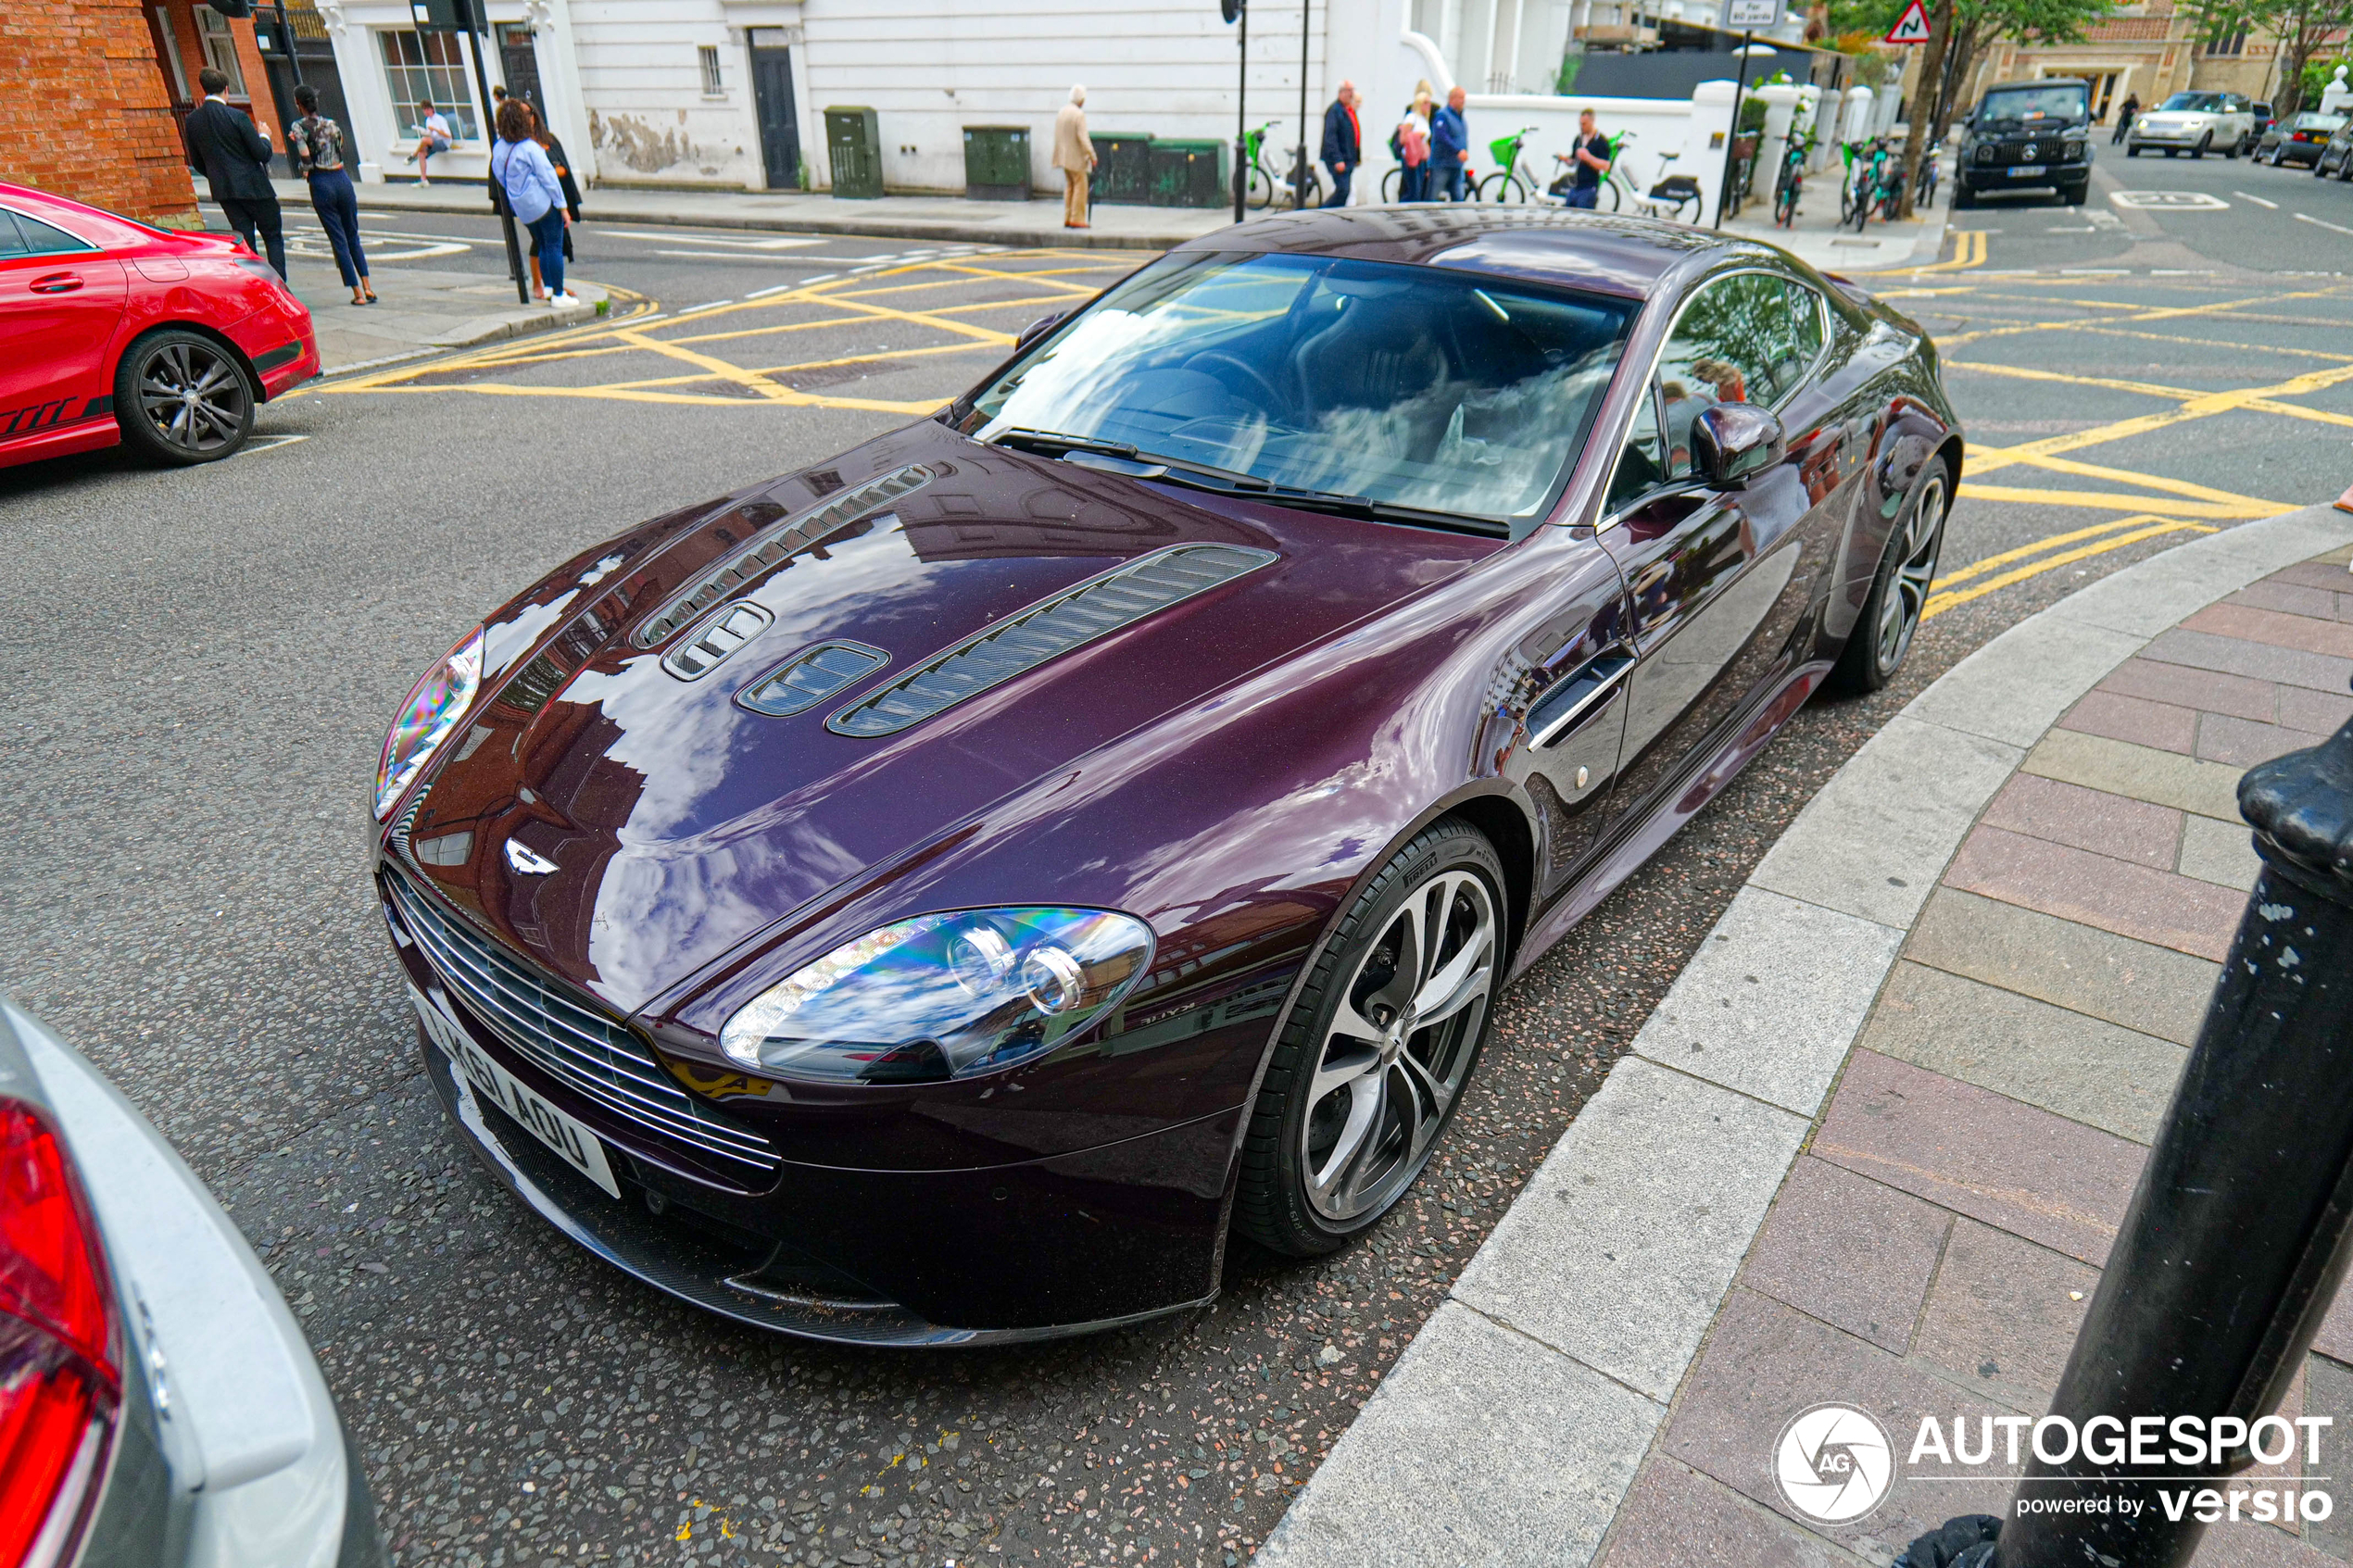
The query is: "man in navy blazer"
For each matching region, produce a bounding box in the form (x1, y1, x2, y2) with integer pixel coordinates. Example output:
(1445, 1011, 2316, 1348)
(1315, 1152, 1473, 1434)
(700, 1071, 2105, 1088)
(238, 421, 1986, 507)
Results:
(1429, 86, 1470, 202)
(1319, 82, 1361, 207)
(183, 67, 287, 278)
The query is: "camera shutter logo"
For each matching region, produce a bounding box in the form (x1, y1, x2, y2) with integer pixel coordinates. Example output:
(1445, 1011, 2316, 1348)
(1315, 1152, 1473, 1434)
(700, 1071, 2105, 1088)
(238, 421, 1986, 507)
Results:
(1775, 1403, 1895, 1523)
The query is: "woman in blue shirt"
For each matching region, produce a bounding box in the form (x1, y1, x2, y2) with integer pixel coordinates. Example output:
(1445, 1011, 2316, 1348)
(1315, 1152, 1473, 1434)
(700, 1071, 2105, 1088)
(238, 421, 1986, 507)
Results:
(490, 98, 573, 305)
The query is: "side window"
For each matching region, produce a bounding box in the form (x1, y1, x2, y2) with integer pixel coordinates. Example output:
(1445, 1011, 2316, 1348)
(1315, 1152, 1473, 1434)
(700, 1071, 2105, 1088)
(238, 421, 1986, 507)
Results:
(0, 214, 29, 261)
(1660, 273, 1772, 479)
(1604, 383, 1667, 514)
(5, 211, 95, 257)
(1785, 280, 1826, 377)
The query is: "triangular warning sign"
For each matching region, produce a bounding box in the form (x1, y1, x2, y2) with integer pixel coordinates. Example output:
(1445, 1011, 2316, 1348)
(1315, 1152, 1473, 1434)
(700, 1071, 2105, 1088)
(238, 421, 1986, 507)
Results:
(1885, 0, 1933, 41)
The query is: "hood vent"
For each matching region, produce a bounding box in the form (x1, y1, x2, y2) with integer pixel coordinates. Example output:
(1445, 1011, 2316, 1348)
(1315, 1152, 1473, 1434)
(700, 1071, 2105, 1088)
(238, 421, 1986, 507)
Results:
(633, 463, 935, 650)
(825, 543, 1277, 739)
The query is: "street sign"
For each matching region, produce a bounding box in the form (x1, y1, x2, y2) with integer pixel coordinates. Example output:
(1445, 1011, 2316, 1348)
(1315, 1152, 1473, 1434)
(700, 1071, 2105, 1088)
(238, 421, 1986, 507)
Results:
(1885, 0, 1933, 43)
(1722, 0, 1782, 27)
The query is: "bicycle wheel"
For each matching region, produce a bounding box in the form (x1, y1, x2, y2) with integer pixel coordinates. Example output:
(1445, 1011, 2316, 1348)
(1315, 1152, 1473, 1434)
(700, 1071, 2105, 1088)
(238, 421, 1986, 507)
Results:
(1247, 165, 1274, 210)
(1775, 182, 1798, 227)
(1297, 167, 1325, 207)
(1382, 166, 1401, 202)
(1603, 178, 1622, 212)
(1476, 171, 1525, 204)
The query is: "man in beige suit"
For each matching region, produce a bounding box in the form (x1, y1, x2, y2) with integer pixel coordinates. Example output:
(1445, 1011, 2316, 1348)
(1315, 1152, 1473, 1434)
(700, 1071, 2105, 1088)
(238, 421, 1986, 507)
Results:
(1055, 84, 1096, 229)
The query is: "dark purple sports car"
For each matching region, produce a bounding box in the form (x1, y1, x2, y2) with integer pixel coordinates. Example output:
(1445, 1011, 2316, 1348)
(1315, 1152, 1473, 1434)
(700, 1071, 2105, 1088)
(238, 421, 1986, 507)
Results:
(371, 208, 1959, 1344)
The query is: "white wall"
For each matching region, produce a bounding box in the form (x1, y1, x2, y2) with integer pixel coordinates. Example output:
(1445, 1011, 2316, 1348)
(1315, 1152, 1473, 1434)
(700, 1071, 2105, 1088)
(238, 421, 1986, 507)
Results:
(573, 0, 761, 186)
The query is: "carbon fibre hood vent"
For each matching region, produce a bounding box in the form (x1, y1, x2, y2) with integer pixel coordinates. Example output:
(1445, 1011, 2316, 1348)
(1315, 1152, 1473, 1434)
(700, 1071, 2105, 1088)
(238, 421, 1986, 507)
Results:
(825, 543, 1277, 739)
(633, 463, 935, 649)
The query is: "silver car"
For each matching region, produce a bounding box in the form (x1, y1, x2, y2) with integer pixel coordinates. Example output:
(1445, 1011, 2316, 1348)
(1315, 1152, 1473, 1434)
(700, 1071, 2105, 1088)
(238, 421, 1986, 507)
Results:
(2127, 89, 2258, 157)
(0, 997, 381, 1568)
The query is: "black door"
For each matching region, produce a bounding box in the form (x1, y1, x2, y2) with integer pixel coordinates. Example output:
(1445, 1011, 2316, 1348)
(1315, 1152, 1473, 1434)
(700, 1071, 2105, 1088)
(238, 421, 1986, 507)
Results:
(499, 25, 545, 113)
(1596, 269, 1831, 817)
(750, 46, 801, 189)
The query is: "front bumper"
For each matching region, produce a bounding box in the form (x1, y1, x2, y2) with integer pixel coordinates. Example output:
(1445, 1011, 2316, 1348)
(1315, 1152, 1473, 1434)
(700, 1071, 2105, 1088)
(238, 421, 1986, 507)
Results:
(1961, 160, 2089, 191)
(2131, 125, 2220, 147)
(416, 1016, 1235, 1344)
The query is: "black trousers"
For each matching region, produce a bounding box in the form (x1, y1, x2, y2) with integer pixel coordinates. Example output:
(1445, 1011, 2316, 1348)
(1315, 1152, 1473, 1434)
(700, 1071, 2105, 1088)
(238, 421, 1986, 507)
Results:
(220, 194, 287, 280)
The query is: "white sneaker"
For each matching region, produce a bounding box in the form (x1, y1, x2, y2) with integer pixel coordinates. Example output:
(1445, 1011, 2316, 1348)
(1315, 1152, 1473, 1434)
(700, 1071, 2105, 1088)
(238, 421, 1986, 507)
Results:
(547, 292, 581, 307)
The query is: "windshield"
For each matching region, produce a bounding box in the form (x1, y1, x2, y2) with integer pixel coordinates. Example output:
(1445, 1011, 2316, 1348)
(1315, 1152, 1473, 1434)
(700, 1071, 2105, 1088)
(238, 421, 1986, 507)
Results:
(2161, 93, 2228, 112)
(1978, 85, 2088, 124)
(967, 251, 1639, 527)
(2295, 112, 2347, 130)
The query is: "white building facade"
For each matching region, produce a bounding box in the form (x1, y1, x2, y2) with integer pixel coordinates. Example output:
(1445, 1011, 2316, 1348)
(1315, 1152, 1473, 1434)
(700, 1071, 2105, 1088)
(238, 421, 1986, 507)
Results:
(315, 0, 1777, 221)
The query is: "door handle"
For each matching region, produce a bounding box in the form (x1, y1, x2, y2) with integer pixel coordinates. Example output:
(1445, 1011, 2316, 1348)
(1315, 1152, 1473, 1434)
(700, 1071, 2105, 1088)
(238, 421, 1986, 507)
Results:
(29, 274, 82, 295)
(1529, 650, 1634, 749)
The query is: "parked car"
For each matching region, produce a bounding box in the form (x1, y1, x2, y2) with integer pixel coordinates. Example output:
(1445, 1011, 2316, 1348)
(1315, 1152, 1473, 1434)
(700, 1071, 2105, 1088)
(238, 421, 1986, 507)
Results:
(2127, 90, 2259, 157)
(2318, 119, 2353, 180)
(0, 181, 317, 472)
(2252, 100, 2277, 142)
(1955, 78, 2094, 206)
(371, 207, 1962, 1346)
(0, 995, 381, 1565)
(2259, 110, 2347, 165)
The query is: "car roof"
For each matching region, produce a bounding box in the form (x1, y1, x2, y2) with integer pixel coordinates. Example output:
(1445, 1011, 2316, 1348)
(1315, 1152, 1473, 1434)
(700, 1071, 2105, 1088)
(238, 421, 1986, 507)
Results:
(1981, 79, 2087, 94)
(1170, 207, 1758, 300)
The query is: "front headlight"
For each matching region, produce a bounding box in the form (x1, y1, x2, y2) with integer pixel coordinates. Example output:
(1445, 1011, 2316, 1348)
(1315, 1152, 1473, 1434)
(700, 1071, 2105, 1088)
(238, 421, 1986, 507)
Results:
(373, 626, 484, 820)
(720, 908, 1154, 1085)
(2065, 140, 2085, 158)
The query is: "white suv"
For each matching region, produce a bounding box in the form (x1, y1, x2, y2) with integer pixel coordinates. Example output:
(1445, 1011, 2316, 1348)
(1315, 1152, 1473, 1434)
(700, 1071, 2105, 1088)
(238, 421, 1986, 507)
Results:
(2128, 90, 2258, 158)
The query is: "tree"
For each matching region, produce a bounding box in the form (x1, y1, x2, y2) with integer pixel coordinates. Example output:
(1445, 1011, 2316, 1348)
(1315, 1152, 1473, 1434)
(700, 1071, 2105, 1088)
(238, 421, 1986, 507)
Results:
(1834, 0, 2116, 144)
(2179, 0, 2353, 115)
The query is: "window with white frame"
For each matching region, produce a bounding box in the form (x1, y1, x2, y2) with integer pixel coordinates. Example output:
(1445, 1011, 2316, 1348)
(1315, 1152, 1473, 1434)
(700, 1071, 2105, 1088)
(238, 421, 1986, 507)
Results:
(699, 44, 724, 94)
(195, 7, 245, 94)
(150, 6, 189, 100)
(380, 30, 479, 140)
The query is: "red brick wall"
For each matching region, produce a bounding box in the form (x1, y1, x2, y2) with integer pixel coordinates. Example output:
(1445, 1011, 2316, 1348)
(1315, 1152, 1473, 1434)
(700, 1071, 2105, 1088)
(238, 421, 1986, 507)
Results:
(0, 0, 200, 226)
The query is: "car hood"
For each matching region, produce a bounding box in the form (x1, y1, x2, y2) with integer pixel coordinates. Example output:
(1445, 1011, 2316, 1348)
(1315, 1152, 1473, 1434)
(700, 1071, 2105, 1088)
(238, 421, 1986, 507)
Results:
(390, 420, 1501, 1016)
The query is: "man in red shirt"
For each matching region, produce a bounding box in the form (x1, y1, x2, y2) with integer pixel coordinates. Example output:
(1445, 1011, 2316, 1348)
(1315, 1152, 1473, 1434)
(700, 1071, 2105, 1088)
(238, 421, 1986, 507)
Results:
(1320, 82, 1362, 207)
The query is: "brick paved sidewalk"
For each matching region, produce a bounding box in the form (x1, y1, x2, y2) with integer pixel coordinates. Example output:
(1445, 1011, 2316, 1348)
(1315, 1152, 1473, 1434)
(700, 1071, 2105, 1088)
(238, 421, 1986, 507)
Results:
(1610, 540, 2353, 1566)
(1262, 506, 2353, 1568)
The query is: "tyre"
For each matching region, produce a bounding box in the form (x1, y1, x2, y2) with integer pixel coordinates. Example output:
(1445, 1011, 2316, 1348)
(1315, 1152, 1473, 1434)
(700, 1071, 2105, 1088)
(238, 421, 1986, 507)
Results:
(1298, 168, 1325, 208)
(1953, 182, 1976, 208)
(1775, 183, 1799, 227)
(2224, 137, 2239, 159)
(2195, 134, 2210, 158)
(2127, 143, 2141, 157)
(2166, 147, 2179, 157)
(1602, 179, 1621, 212)
(113, 328, 256, 466)
(1381, 167, 1402, 202)
(1246, 165, 1274, 210)
(1831, 458, 1949, 696)
(1235, 821, 1504, 1256)
(1477, 171, 1528, 204)
(2062, 180, 2088, 206)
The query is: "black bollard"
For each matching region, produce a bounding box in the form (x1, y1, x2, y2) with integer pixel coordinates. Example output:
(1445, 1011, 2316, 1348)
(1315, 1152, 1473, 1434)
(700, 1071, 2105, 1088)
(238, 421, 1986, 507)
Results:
(1978, 717, 2353, 1566)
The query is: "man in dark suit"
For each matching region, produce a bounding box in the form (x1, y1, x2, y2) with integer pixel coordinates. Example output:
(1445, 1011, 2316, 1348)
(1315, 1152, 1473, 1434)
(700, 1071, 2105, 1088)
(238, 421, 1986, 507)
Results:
(1320, 82, 1361, 208)
(183, 67, 287, 278)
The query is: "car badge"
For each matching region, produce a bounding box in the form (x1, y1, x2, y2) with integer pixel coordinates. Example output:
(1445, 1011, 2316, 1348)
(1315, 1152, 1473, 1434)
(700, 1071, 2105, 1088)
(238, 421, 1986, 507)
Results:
(505, 840, 559, 876)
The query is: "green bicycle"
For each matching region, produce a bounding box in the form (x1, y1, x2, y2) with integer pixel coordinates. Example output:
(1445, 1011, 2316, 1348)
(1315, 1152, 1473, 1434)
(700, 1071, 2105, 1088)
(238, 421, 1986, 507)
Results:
(1242, 120, 1323, 210)
(1475, 126, 1545, 202)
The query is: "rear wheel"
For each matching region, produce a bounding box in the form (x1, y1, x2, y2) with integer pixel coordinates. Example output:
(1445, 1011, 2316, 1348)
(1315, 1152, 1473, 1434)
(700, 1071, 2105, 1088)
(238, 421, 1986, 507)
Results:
(1602, 178, 1622, 212)
(1831, 459, 1949, 696)
(1235, 822, 1504, 1256)
(1381, 166, 1402, 201)
(1477, 170, 1529, 203)
(113, 328, 255, 466)
(1246, 165, 1275, 210)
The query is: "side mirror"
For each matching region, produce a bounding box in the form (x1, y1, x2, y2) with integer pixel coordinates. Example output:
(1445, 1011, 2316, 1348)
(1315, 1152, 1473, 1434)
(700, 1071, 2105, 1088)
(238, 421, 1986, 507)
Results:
(1690, 403, 1786, 491)
(1014, 310, 1069, 353)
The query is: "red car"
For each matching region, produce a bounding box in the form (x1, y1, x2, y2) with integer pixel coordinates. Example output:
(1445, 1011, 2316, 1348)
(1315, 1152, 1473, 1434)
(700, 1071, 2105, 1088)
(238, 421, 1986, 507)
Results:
(0, 180, 318, 471)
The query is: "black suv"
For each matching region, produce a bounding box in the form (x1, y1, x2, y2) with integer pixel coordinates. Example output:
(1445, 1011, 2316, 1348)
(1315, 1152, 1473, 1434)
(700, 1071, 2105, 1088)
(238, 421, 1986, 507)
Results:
(1955, 79, 2094, 207)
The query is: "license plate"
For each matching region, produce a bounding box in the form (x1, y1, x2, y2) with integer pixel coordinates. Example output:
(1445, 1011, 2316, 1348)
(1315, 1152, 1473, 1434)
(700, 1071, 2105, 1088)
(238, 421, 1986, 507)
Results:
(2010, 165, 2045, 177)
(409, 985, 621, 1198)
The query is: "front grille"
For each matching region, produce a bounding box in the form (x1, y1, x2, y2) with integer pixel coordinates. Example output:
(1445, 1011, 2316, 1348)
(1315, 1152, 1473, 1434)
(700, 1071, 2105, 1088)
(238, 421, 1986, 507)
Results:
(826, 543, 1276, 738)
(384, 868, 780, 1181)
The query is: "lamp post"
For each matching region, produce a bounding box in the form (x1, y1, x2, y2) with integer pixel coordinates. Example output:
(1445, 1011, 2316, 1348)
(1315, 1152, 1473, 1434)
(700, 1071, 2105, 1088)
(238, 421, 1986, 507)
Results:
(1225, 0, 1248, 223)
(1295, 0, 1311, 208)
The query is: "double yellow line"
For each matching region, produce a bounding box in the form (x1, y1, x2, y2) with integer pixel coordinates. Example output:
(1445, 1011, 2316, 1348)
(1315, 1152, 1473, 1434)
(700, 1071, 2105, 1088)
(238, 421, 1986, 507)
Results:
(1911, 228, 1990, 273)
(1923, 513, 2216, 620)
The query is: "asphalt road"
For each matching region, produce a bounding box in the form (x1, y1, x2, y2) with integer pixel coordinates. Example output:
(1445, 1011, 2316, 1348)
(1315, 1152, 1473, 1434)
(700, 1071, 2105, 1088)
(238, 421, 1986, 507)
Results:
(4, 174, 2350, 1568)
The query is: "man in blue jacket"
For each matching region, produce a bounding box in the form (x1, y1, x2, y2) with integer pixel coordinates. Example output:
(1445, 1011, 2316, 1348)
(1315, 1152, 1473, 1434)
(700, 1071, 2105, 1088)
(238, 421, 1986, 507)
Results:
(1430, 86, 1470, 201)
(1320, 81, 1361, 207)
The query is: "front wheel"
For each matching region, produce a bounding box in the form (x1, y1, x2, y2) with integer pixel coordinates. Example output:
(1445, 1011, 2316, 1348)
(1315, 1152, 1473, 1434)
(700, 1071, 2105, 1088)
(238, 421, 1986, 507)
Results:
(1953, 182, 1977, 209)
(2194, 134, 2211, 159)
(1602, 178, 1622, 212)
(1476, 171, 1529, 204)
(114, 328, 256, 466)
(2061, 180, 2088, 206)
(1246, 165, 1275, 210)
(1382, 166, 1402, 202)
(1831, 459, 1949, 696)
(1235, 822, 1504, 1256)
(2127, 143, 2141, 157)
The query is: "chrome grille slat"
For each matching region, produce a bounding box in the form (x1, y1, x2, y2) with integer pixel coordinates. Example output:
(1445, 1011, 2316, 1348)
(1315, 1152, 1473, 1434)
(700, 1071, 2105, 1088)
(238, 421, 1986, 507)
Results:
(826, 542, 1277, 739)
(385, 870, 780, 1173)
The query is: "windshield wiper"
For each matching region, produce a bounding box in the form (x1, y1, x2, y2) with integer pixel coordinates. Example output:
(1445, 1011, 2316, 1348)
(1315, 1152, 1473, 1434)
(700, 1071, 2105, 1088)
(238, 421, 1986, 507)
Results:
(988, 427, 1508, 537)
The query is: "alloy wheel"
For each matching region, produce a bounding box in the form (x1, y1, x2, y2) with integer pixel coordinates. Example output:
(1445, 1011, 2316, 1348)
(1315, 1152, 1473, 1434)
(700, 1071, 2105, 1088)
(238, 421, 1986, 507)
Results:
(136, 339, 250, 456)
(1298, 868, 1496, 1223)
(1875, 470, 1947, 671)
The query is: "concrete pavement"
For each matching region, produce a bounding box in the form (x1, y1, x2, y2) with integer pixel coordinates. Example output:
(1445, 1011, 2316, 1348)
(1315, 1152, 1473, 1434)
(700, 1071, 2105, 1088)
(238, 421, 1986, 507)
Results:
(1260, 500, 2353, 1567)
(1723, 152, 1954, 273)
(286, 267, 612, 377)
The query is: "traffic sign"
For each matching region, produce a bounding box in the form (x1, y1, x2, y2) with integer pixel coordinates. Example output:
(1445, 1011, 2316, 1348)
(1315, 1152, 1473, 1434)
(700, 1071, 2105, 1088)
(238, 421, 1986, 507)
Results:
(1723, 0, 1783, 27)
(1885, 0, 1933, 43)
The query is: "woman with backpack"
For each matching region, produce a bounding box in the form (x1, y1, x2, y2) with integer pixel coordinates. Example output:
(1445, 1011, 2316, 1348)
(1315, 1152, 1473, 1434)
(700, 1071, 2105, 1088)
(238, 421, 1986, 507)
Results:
(490, 97, 575, 307)
(289, 84, 373, 306)
(1393, 82, 1434, 201)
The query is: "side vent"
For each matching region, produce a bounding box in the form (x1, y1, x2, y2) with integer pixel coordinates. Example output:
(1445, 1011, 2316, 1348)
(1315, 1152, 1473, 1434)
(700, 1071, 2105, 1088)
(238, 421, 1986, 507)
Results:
(661, 601, 773, 681)
(826, 543, 1276, 739)
(737, 641, 889, 717)
(633, 463, 934, 649)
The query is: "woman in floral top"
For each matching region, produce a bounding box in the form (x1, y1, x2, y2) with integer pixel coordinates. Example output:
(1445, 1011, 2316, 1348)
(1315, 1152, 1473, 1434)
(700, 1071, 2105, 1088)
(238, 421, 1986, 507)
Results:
(292, 84, 374, 306)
